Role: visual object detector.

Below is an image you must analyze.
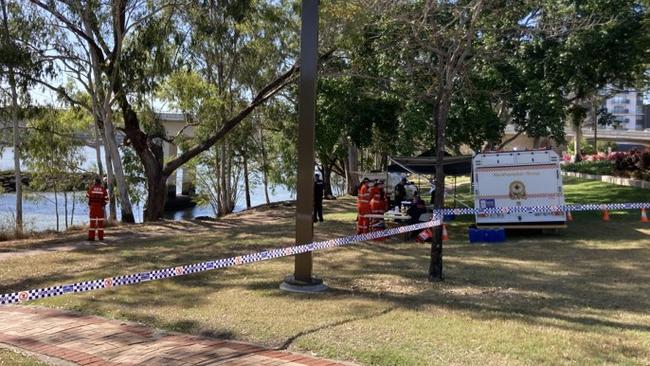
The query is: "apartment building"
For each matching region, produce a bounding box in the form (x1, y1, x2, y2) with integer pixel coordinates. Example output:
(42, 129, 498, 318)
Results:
(603, 90, 645, 130)
(643, 104, 650, 130)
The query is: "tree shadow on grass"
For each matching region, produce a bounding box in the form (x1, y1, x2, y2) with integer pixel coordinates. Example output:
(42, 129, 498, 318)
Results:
(229, 234, 650, 335)
(275, 307, 395, 351)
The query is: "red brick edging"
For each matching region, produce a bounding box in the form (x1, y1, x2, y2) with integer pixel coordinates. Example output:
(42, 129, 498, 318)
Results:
(0, 306, 355, 366)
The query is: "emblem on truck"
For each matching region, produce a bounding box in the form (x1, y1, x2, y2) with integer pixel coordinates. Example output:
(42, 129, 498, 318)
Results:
(509, 180, 527, 200)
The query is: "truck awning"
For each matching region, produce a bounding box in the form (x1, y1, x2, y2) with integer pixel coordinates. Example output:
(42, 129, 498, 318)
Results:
(387, 155, 472, 176)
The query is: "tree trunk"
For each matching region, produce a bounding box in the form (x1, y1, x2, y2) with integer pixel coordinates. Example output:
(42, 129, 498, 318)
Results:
(104, 143, 117, 220)
(54, 185, 59, 232)
(259, 128, 271, 205)
(83, 16, 135, 224)
(532, 136, 541, 149)
(573, 125, 582, 162)
(227, 144, 235, 212)
(93, 121, 104, 177)
(243, 153, 251, 209)
(429, 88, 452, 282)
(71, 191, 75, 226)
(103, 104, 135, 223)
(10, 75, 22, 234)
(346, 142, 359, 195)
(64, 191, 69, 229)
(215, 148, 223, 216)
(219, 144, 227, 215)
(144, 173, 167, 223)
(1, 0, 22, 235)
(83, 15, 116, 221)
(591, 100, 598, 153)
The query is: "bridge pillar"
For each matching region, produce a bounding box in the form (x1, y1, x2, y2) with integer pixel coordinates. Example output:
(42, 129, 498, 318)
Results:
(164, 142, 178, 199)
(181, 165, 196, 196)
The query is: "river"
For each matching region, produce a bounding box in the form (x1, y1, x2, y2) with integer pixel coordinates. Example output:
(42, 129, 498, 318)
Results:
(0, 147, 295, 232)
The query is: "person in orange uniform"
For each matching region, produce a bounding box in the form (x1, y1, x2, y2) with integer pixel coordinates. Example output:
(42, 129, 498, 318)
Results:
(356, 178, 371, 234)
(368, 180, 380, 231)
(87, 177, 109, 241)
(370, 180, 388, 239)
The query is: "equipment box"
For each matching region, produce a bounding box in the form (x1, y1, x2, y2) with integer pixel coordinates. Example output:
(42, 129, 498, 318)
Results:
(468, 227, 506, 243)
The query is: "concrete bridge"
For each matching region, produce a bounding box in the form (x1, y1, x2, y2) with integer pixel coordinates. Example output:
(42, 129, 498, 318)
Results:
(502, 124, 650, 151)
(157, 113, 196, 200)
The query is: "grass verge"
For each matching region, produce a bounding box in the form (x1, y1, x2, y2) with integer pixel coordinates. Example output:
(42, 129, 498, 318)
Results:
(0, 178, 648, 365)
(0, 348, 46, 366)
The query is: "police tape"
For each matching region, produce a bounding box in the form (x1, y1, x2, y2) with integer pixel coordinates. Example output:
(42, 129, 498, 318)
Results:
(2, 201, 649, 305)
(0, 218, 441, 305)
(439, 202, 650, 216)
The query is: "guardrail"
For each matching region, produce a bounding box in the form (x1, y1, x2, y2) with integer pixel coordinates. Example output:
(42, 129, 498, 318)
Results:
(504, 125, 650, 141)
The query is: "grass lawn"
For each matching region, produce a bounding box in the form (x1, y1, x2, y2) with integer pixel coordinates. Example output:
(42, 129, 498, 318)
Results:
(1, 177, 649, 365)
(0, 348, 46, 366)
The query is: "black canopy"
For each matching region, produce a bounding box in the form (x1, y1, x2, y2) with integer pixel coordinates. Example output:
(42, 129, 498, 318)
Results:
(387, 155, 472, 176)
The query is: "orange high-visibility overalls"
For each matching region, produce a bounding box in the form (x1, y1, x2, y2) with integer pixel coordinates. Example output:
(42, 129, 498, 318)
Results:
(369, 185, 387, 239)
(357, 183, 371, 234)
(87, 183, 108, 240)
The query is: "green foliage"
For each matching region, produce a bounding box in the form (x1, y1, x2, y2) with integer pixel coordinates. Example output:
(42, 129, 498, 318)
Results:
(119, 1, 177, 99)
(316, 77, 400, 169)
(119, 145, 147, 206)
(262, 98, 298, 190)
(23, 108, 87, 192)
(562, 160, 614, 175)
(446, 74, 505, 152)
(567, 139, 617, 156)
(0, 0, 53, 92)
(159, 71, 216, 116)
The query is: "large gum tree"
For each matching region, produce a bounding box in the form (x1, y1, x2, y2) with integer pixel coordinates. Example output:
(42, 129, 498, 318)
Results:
(29, 0, 333, 221)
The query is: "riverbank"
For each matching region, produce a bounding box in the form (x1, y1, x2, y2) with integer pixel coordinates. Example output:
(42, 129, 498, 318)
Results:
(0, 180, 295, 233)
(0, 199, 298, 244)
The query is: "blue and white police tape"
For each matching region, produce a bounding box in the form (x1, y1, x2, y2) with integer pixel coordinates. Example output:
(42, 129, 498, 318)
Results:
(2, 201, 649, 305)
(439, 202, 650, 216)
(0, 217, 441, 305)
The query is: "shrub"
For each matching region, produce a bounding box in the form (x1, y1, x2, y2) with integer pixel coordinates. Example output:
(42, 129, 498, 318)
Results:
(640, 151, 650, 171)
(562, 160, 614, 175)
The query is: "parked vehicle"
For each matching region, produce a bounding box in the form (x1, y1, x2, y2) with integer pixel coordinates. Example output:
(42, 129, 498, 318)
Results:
(472, 150, 566, 228)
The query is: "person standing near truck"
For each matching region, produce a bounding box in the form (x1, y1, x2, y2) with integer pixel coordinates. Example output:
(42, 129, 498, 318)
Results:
(313, 173, 325, 222)
(87, 177, 109, 241)
(394, 177, 407, 209)
(356, 177, 371, 234)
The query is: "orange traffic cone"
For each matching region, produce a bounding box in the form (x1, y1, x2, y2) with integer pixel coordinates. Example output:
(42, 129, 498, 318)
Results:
(442, 224, 449, 241)
(602, 210, 610, 221)
(641, 208, 648, 223)
(566, 211, 573, 222)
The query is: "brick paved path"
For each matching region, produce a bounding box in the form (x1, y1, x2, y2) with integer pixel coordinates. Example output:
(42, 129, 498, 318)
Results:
(0, 306, 356, 366)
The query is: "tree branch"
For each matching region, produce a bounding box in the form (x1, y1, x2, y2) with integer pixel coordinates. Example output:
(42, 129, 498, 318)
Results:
(163, 49, 336, 176)
(27, 0, 105, 62)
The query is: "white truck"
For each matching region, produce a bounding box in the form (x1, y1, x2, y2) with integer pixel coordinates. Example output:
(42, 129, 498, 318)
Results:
(472, 150, 566, 228)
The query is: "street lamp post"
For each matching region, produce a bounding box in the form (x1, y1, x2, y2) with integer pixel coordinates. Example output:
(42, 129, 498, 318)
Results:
(280, 0, 326, 292)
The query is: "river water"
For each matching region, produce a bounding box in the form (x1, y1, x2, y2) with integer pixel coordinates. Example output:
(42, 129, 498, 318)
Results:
(0, 147, 295, 232)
